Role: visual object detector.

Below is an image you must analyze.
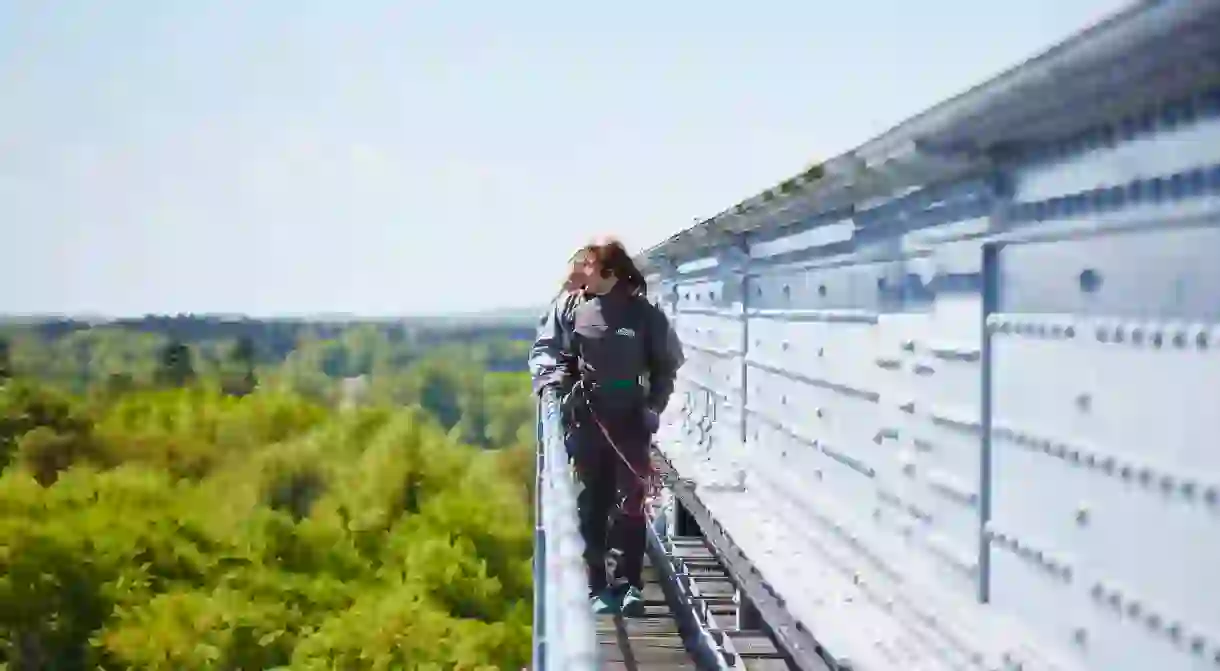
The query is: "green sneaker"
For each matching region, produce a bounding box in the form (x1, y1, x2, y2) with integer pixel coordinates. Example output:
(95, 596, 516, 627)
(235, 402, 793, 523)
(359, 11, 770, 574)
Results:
(589, 589, 620, 615)
(619, 585, 646, 617)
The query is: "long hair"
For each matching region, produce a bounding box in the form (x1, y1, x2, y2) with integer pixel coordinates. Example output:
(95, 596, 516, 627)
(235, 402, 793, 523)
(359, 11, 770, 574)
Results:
(582, 238, 647, 297)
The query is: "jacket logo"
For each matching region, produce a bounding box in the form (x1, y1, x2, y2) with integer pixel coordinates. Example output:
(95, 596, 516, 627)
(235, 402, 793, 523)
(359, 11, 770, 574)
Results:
(616, 327, 636, 337)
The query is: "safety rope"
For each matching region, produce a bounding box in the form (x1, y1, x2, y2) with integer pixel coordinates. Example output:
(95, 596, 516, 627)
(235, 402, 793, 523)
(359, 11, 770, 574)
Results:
(584, 396, 660, 519)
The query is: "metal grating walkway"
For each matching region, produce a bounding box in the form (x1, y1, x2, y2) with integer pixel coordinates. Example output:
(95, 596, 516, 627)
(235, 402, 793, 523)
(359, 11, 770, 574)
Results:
(596, 557, 697, 670)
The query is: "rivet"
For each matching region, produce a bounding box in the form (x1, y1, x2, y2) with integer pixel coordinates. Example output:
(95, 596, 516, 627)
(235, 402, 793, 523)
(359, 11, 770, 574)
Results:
(1051, 324, 1065, 338)
(1203, 486, 1218, 506)
(1146, 612, 1163, 631)
(1189, 635, 1205, 655)
(1138, 468, 1154, 487)
(1167, 623, 1182, 642)
(1131, 327, 1145, 345)
(1151, 332, 1164, 348)
(1090, 584, 1104, 600)
(1173, 331, 1188, 348)
(1075, 393, 1092, 412)
(1196, 330, 1209, 349)
(1113, 326, 1125, 343)
(1181, 480, 1197, 499)
(1099, 456, 1116, 474)
(1065, 325, 1076, 338)
(1119, 464, 1134, 481)
(1073, 628, 1088, 646)
(1159, 475, 1175, 494)
(1078, 268, 1102, 293)
(1075, 506, 1090, 525)
(1096, 326, 1109, 343)
(1126, 601, 1143, 618)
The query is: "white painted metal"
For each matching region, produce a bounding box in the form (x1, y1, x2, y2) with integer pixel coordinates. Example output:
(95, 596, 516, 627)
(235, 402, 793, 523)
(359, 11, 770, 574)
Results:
(644, 5, 1220, 669)
(536, 4, 1220, 670)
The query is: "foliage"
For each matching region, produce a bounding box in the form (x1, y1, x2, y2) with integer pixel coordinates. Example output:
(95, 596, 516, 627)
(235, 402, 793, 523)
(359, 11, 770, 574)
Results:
(0, 316, 539, 670)
(0, 337, 10, 382)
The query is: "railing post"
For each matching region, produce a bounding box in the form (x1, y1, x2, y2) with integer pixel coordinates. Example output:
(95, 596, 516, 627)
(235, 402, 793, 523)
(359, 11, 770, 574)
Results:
(977, 241, 1002, 605)
(714, 235, 752, 469)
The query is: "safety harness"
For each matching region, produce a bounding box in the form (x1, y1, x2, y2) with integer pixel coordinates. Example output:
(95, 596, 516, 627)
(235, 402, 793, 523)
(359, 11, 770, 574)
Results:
(559, 292, 661, 519)
(582, 392, 661, 519)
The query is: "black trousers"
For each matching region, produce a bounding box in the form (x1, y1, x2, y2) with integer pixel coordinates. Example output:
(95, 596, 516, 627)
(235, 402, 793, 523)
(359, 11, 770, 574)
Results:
(567, 402, 651, 594)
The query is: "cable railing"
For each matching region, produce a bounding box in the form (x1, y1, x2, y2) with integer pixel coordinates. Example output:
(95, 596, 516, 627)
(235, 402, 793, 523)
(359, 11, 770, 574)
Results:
(531, 389, 599, 671)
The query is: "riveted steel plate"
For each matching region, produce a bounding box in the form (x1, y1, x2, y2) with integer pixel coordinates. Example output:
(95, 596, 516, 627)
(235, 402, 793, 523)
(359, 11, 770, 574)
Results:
(988, 223, 1220, 671)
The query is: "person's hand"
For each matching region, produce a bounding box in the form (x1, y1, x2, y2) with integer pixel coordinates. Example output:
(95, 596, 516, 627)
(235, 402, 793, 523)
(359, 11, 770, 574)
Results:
(560, 379, 585, 421)
(562, 253, 591, 292)
(643, 407, 660, 434)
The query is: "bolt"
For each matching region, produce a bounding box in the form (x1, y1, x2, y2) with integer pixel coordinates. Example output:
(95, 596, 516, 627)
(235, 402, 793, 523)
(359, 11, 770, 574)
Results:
(1075, 506, 1090, 526)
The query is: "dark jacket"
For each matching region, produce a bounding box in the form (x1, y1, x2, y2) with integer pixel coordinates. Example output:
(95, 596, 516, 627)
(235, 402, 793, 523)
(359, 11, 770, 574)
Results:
(529, 283, 684, 415)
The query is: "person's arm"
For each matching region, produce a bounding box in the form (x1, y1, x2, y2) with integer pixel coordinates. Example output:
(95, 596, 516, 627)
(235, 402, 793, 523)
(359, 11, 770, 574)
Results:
(644, 303, 685, 415)
(528, 293, 578, 397)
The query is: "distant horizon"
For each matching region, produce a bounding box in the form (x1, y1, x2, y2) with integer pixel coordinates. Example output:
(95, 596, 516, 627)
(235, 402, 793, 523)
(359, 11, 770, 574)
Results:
(0, 304, 545, 323)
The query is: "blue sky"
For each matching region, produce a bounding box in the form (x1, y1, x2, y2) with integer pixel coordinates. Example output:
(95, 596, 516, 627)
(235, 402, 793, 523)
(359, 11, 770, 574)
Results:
(1, 0, 1129, 317)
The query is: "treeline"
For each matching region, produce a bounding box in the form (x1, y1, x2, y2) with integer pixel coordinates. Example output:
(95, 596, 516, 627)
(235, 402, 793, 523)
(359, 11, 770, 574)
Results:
(4, 314, 535, 360)
(0, 316, 539, 669)
(0, 317, 534, 448)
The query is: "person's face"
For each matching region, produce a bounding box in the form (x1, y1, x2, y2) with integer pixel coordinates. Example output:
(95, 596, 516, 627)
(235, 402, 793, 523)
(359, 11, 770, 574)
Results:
(565, 253, 613, 293)
(564, 254, 596, 291)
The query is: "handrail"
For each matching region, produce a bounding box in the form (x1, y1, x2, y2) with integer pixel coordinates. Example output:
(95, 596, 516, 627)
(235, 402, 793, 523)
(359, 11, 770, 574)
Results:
(531, 389, 599, 671)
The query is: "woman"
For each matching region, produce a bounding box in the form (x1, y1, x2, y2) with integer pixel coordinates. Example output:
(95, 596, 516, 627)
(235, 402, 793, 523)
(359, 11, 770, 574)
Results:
(528, 238, 685, 616)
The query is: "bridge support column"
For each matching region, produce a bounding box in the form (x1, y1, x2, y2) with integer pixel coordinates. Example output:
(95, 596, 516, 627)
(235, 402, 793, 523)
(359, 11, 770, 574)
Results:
(673, 496, 699, 538)
(735, 588, 762, 632)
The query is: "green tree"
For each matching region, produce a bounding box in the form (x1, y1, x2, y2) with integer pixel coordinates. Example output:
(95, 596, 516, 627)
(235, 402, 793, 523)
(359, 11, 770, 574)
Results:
(222, 336, 258, 397)
(153, 340, 195, 388)
(0, 320, 540, 669)
(0, 337, 11, 382)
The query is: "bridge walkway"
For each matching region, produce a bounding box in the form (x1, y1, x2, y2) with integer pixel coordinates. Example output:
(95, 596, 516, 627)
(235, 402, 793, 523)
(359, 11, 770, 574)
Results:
(595, 556, 695, 670)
